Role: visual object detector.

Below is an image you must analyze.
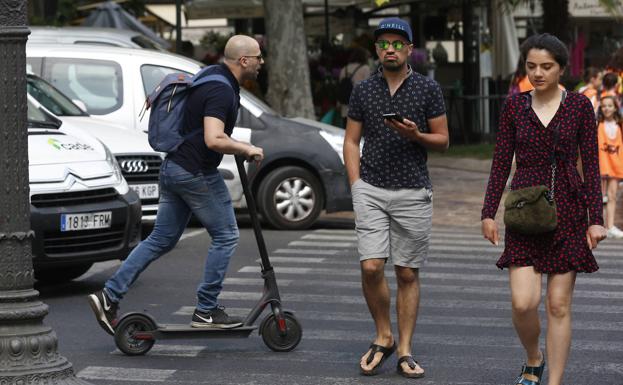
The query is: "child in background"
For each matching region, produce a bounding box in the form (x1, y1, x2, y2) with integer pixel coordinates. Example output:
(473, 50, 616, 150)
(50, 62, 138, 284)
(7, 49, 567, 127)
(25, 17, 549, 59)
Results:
(601, 72, 619, 99)
(597, 96, 623, 239)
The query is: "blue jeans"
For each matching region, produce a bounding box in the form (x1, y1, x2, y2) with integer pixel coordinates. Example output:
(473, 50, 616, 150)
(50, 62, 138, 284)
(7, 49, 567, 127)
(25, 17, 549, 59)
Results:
(105, 159, 239, 311)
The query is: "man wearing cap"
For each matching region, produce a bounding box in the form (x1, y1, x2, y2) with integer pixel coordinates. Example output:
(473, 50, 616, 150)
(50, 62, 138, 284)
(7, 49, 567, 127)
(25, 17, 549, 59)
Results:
(343, 17, 449, 378)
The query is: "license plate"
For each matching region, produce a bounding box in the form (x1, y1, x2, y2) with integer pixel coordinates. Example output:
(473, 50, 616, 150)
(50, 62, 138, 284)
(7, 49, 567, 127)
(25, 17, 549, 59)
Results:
(129, 183, 159, 199)
(61, 212, 112, 232)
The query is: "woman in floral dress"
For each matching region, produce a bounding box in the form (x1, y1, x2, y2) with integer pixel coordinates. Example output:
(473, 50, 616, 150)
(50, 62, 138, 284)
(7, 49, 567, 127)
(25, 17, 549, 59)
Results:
(481, 34, 607, 385)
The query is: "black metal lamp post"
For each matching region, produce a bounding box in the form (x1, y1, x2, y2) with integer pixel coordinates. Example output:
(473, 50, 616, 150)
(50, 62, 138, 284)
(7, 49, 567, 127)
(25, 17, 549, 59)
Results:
(0, 1, 93, 383)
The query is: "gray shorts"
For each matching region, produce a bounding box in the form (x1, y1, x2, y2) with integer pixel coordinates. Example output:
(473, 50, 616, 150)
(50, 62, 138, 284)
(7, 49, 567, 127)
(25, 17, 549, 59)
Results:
(351, 179, 432, 268)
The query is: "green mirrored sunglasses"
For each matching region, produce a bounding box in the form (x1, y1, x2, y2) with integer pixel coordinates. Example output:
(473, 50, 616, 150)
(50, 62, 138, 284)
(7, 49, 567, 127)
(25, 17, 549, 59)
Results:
(375, 40, 408, 51)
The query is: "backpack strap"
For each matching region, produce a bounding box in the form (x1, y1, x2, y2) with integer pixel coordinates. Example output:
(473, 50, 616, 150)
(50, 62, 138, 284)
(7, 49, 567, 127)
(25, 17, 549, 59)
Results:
(182, 70, 237, 140)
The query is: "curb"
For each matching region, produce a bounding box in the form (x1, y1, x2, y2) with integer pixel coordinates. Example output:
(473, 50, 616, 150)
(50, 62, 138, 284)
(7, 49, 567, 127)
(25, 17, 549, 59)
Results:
(428, 156, 492, 174)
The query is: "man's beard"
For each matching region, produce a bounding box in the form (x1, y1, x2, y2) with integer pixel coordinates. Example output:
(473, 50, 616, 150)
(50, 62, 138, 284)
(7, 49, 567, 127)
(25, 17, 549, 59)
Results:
(382, 59, 403, 72)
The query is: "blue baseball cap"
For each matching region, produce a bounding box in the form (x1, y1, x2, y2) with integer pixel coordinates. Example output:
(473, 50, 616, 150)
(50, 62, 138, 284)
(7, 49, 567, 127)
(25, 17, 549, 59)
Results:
(374, 17, 413, 43)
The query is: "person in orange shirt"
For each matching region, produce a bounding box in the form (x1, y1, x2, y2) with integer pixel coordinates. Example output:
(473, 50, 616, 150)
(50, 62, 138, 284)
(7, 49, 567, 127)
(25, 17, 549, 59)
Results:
(579, 67, 602, 113)
(597, 95, 623, 238)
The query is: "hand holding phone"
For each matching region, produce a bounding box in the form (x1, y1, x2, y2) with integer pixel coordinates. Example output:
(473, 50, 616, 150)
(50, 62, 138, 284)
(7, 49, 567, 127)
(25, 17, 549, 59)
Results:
(382, 112, 404, 123)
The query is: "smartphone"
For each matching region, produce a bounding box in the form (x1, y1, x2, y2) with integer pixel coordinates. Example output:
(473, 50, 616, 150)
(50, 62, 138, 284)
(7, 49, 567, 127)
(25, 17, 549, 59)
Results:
(382, 112, 404, 123)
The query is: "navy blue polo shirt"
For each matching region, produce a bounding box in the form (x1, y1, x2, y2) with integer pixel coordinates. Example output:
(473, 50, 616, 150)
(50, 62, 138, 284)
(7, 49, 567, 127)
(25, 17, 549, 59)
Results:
(168, 64, 240, 175)
(348, 68, 445, 189)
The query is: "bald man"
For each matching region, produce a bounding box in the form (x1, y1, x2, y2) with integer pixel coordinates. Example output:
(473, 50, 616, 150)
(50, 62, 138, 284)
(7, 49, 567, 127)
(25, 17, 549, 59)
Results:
(88, 35, 265, 334)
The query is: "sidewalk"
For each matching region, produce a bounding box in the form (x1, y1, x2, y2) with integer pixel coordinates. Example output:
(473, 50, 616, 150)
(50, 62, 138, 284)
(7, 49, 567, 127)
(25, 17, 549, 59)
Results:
(323, 157, 492, 229)
(428, 156, 490, 228)
(325, 156, 622, 231)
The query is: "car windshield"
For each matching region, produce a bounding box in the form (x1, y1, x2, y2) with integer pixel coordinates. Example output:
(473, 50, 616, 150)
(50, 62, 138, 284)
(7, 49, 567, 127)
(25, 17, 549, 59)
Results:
(27, 75, 88, 117)
(241, 89, 277, 115)
(27, 98, 61, 128)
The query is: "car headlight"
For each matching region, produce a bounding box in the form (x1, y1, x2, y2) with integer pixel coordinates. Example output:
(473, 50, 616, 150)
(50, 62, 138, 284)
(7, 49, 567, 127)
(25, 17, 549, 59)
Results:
(318, 129, 345, 164)
(101, 141, 129, 194)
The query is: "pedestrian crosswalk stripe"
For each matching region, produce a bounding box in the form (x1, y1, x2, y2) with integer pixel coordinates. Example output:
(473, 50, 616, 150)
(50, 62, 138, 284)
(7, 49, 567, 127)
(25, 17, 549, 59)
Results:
(238, 266, 623, 287)
(262, 255, 623, 269)
(94, 354, 623, 383)
(313, 229, 357, 234)
(300, 329, 623, 353)
(428, 238, 623, 252)
(266, 256, 327, 264)
(179, 229, 205, 241)
(288, 240, 356, 247)
(229, 274, 623, 300)
(274, 248, 339, 255)
(302, 234, 357, 241)
(428, 252, 623, 266)
(426, 245, 623, 258)
(283, 240, 622, 258)
(218, 291, 623, 314)
(77, 366, 175, 382)
(311, 228, 623, 252)
(111, 344, 206, 357)
(171, 306, 623, 332)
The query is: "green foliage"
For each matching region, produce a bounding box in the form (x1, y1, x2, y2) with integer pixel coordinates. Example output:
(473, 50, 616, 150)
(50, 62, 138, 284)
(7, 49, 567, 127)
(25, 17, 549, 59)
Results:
(200, 31, 231, 54)
(55, 0, 78, 26)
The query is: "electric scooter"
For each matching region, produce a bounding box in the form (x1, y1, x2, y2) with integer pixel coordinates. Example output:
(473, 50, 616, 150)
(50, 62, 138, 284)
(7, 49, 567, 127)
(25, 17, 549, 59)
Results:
(113, 155, 303, 356)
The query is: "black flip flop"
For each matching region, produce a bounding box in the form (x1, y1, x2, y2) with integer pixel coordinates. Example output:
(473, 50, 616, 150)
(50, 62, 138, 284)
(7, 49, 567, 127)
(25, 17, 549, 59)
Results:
(360, 342, 397, 376)
(397, 355, 425, 378)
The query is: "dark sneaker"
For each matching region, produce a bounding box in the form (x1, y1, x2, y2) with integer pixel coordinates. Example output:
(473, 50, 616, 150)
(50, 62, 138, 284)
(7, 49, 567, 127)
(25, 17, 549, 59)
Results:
(87, 290, 119, 335)
(191, 306, 243, 329)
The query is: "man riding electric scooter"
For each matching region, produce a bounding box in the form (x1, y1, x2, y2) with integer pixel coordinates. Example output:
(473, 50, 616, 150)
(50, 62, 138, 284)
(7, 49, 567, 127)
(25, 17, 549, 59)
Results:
(88, 35, 264, 334)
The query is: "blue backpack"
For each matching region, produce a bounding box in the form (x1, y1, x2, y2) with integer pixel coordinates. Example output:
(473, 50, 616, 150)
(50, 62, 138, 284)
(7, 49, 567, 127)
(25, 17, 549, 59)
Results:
(142, 66, 232, 153)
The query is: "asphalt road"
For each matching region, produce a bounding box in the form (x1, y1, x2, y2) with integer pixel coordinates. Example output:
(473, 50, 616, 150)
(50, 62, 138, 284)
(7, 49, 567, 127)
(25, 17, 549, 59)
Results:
(37, 220, 622, 385)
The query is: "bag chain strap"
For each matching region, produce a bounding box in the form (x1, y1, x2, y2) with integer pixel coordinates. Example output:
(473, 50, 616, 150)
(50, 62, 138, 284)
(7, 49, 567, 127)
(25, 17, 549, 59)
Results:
(547, 122, 560, 202)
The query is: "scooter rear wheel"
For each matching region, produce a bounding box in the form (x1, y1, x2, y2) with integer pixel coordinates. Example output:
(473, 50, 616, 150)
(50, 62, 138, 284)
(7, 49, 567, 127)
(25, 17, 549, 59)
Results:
(260, 311, 302, 352)
(114, 314, 156, 356)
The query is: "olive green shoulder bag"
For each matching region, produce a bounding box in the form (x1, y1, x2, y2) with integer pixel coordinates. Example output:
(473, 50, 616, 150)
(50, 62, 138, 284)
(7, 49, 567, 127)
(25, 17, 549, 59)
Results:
(503, 94, 565, 235)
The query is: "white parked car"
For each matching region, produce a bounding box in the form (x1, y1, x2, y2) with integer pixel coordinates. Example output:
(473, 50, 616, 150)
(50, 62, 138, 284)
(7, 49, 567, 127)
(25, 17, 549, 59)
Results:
(27, 44, 351, 230)
(27, 95, 142, 283)
(26, 73, 163, 220)
(28, 26, 167, 51)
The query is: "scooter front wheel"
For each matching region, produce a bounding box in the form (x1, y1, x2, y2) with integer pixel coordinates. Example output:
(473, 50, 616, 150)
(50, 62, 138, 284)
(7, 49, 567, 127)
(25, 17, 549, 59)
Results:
(260, 311, 302, 352)
(114, 314, 156, 356)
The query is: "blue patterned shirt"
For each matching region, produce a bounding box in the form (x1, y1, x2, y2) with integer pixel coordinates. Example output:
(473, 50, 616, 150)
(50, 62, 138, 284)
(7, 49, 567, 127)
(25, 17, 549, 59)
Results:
(348, 68, 446, 189)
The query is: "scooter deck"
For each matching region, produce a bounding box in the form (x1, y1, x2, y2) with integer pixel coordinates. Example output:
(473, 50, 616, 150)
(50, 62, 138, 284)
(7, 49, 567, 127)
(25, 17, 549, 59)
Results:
(136, 324, 257, 340)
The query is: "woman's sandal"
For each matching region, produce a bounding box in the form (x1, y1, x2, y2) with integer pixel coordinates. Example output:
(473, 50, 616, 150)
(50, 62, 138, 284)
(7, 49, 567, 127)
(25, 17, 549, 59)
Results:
(396, 355, 425, 378)
(359, 342, 396, 376)
(514, 352, 546, 385)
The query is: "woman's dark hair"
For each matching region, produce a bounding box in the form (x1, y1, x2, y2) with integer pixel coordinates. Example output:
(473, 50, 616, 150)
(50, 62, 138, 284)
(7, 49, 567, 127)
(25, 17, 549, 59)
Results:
(602, 72, 619, 89)
(597, 95, 622, 124)
(520, 33, 569, 69)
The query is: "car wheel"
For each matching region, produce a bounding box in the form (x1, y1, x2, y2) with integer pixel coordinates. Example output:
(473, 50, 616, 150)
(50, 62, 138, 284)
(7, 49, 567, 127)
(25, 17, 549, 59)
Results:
(34, 263, 93, 284)
(257, 166, 324, 230)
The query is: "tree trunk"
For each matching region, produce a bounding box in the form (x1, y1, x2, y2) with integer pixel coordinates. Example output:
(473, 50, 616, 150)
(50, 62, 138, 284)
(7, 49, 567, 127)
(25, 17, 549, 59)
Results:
(541, 0, 570, 43)
(263, 0, 315, 119)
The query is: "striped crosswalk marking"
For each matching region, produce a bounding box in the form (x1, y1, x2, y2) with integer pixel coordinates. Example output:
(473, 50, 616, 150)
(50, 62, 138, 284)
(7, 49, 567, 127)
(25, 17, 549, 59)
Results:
(77, 367, 175, 382)
(94, 226, 622, 384)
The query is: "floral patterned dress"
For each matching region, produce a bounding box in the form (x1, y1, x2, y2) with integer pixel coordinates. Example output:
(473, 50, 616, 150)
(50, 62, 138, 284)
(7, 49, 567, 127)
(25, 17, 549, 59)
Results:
(482, 91, 603, 274)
